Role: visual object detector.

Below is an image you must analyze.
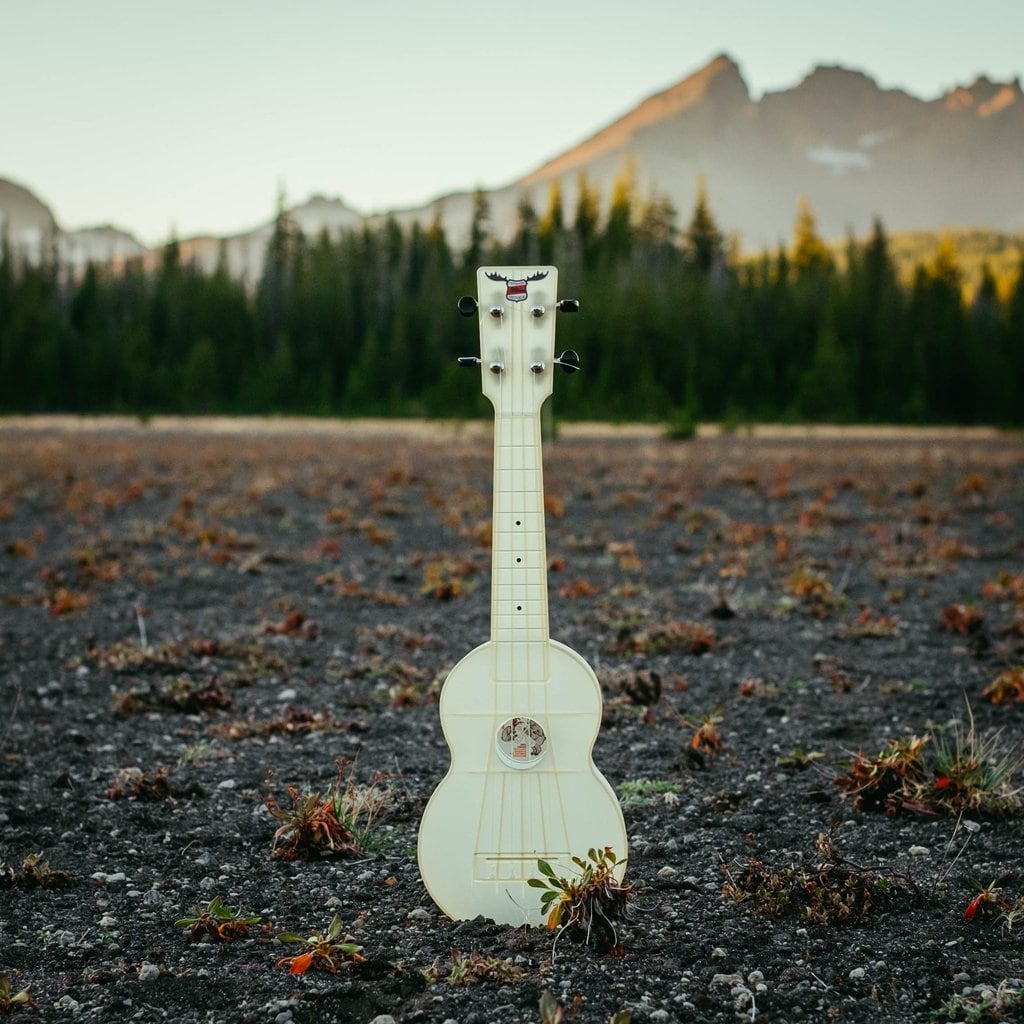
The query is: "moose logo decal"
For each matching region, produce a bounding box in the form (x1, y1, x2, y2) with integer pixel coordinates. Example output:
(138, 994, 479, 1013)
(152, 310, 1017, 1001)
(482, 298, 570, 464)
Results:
(486, 270, 548, 302)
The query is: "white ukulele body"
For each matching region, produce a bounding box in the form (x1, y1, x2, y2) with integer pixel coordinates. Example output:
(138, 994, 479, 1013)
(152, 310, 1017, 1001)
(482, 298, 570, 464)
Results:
(417, 267, 627, 927)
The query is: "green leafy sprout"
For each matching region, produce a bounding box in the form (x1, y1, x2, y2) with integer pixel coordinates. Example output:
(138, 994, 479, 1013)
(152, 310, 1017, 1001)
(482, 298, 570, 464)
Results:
(528, 847, 632, 953)
(174, 896, 261, 942)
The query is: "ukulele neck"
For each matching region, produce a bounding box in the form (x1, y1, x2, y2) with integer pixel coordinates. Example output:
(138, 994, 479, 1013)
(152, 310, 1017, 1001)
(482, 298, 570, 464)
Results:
(490, 408, 550, 680)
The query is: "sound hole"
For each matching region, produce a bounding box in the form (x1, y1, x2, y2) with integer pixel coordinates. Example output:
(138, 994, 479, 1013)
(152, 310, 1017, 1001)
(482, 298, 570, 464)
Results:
(495, 716, 547, 770)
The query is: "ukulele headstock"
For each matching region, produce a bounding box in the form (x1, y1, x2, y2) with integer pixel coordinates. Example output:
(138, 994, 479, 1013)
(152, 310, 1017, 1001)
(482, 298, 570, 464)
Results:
(458, 266, 579, 417)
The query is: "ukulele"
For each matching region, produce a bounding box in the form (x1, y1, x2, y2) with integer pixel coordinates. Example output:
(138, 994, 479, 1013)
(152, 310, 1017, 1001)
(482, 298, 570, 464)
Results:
(417, 266, 627, 926)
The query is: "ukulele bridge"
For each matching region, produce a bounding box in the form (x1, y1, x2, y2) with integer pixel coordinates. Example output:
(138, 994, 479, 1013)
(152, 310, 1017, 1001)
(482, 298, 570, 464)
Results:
(474, 852, 571, 882)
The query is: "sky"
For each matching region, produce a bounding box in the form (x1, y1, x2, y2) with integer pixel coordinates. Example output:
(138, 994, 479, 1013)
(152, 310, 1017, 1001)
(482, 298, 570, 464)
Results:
(3, 0, 1021, 246)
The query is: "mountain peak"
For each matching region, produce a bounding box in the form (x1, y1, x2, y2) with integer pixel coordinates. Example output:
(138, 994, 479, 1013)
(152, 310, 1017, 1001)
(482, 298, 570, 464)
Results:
(943, 75, 1022, 116)
(520, 53, 750, 186)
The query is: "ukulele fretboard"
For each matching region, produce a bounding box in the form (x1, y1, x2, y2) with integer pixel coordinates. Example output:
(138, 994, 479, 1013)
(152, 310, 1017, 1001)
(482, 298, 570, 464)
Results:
(490, 412, 550, 681)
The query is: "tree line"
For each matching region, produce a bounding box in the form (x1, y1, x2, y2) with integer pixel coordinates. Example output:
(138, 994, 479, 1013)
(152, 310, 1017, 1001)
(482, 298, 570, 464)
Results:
(1, 176, 1022, 425)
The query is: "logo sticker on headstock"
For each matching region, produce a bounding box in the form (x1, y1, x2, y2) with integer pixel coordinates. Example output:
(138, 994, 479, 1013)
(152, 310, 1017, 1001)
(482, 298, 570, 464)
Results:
(485, 270, 548, 303)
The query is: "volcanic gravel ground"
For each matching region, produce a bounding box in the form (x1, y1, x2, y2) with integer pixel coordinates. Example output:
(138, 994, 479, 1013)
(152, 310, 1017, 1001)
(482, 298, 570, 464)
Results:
(1, 420, 1023, 1024)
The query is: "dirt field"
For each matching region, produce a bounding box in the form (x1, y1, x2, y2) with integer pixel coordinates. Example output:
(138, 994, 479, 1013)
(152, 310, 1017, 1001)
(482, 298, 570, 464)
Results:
(1, 419, 1022, 1023)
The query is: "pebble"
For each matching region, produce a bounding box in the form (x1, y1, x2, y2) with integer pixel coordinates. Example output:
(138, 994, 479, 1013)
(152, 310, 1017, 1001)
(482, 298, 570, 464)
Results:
(138, 963, 160, 982)
(908, 845, 930, 856)
(657, 865, 677, 878)
(849, 967, 866, 980)
(711, 947, 727, 959)
(406, 907, 431, 922)
(277, 687, 298, 702)
(91, 871, 127, 885)
(712, 973, 743, 986)
(98, 914, 117, 928)
(368, 1016, 397, 1024)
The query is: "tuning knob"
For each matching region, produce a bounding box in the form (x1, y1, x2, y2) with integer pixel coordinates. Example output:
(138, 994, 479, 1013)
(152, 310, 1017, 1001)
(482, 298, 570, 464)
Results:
(556, 299, 580, 313)
(553, 350, 581, 374)
(457, 296, 478, 317)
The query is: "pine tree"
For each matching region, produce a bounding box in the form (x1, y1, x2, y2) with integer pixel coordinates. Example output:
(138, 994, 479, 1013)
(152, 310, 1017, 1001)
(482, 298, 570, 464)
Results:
(462, 190, 491, 270)
(603, 163, 635, 264)
(538, 180, 565, 264)
(684, 178, 724, 276)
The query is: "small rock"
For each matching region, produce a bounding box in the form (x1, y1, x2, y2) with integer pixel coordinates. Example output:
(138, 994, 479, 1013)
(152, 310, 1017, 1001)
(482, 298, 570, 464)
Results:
(406, 907, 431, 922)
(711, 947, 727, 959)
(657, 865, 677, 878)
(908, 845, 930, 856)
(217, 778, 237, 790)
(712, 973, 743, 986)
(277, 688, 298, 702)
(98, 914, 117, 928)
(368, 1017, 397, 1024)
(91, 871, 127, 885)
(849, 967, 866, 981)
(138, 963, 160, 982)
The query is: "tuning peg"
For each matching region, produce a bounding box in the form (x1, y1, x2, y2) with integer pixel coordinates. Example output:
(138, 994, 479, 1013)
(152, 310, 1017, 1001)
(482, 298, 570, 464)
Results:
(457, 296, 478, 317)
(553, 349, 581, 374)
(556, 299, 580, 313)
(457, 356, 481, 368)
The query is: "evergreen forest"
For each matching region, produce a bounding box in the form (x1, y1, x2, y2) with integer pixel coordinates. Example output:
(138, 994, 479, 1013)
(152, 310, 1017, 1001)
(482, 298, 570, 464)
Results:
(1, 178, 1022, 426)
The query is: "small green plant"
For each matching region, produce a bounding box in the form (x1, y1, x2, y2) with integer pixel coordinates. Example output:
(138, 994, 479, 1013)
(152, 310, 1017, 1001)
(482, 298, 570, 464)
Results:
(776, 747, 825, 771)
(0, 852, 73, 889)
(275, 915, 365, 975)
(929, 705, 1023, 817)
(835, 703, 1023, 818)
(538, 991, 631, 1024)
(962, 875, 1024, 933)
(539, 991, 564, 1024)
(420, 949, 524, 987)
(931, 979, 1024, 1023)
(722, 831, 919, 927)
(983, 666, 1024, 705)
(265, 757, 392, 859)
(528, 847, 632, 953)
(174, 896, 261, 942)
(617, 778, 680, 809)
(603, 618, 715, 657)
(784, 567, 840, 618)
(0, 973, 35, 1014)
(105, 765, 173, 801)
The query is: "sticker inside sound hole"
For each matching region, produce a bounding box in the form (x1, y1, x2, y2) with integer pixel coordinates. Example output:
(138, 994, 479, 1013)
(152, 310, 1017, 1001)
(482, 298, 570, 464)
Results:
(495, 716, 548, 769)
